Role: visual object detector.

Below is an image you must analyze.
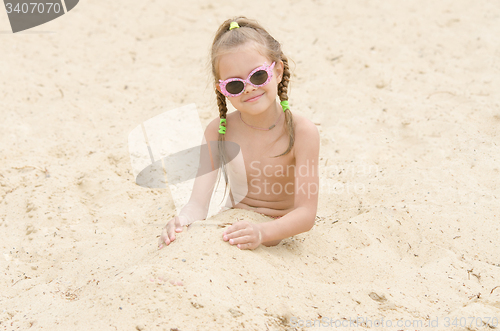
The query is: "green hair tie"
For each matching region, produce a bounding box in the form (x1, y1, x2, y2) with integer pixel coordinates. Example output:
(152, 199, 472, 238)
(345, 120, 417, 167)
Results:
(280, 100, 290, 112)
(229, 22, 240, 30)
(219, 118, 227, 134)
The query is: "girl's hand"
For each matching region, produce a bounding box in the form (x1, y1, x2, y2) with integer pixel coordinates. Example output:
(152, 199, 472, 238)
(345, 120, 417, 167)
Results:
(222, 221, 262, 250)
(158, 216, 183, 249)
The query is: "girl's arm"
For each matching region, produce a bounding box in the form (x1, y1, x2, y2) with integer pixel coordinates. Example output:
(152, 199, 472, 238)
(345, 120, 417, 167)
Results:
(158, 119, 221, 248)
(223, 117, 320, 249)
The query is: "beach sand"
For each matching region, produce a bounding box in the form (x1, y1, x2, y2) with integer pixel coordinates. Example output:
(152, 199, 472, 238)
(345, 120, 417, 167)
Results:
(1, 0, 499, 330)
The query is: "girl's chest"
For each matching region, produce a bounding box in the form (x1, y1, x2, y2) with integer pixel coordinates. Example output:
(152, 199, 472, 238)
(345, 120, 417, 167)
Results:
(234, 134, 295, 180)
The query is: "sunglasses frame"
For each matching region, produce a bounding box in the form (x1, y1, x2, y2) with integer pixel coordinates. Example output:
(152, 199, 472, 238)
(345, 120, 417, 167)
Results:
(218, 62, 276, 97)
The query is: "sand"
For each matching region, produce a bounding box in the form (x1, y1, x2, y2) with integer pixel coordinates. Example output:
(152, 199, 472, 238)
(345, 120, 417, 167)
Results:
(1, 0, 499, 330)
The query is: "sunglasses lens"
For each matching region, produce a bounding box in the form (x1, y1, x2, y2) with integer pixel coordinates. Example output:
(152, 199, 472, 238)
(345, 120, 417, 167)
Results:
(250, 70, 269, 85)
(225, 81, 245, 95)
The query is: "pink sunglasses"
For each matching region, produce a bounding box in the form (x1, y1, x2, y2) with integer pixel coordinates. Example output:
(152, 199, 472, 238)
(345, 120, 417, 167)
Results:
(218, 62, 276, 97)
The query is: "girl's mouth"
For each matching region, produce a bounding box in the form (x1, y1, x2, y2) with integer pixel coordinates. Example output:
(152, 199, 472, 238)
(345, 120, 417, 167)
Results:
(245, 93, 263, 102)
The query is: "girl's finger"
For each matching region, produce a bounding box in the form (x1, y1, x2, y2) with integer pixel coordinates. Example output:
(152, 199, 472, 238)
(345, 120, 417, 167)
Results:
(158, 235, 170, 249)
(226, 221, 251, 235)
(225, 228, 249, 241)
(229, 221, 249, 231)
(229, 235, 252, 245)
(166, 226, 177, 242)
(224, 225, 238, 235)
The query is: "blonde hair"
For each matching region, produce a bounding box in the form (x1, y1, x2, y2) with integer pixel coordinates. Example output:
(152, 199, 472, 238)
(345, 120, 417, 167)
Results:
(211, 17, 295, 198)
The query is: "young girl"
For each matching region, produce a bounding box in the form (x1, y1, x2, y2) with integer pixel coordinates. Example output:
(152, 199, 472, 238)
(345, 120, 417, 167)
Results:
(158, 16, 319, 250)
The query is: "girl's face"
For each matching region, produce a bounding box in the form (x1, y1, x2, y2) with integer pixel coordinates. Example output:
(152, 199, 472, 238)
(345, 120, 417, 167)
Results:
(217, 42, 283, 116)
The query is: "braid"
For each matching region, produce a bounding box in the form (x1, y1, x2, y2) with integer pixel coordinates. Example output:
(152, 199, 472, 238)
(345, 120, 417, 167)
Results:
(278, 57, 290, 102)
(276, 56, 295, 157)
(216, 89, 228, 124)
(216, 89, 230, 196)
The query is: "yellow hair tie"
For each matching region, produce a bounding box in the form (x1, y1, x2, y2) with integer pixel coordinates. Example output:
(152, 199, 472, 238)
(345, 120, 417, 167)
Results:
(229, 22, 240, 30)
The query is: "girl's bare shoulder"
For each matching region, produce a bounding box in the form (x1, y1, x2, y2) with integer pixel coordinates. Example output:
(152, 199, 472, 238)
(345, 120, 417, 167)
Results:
(205, 117, 221, 141)
(205, 112, 242, 142)
(286, 112, 319, 160)
(292, 113, 319, 141)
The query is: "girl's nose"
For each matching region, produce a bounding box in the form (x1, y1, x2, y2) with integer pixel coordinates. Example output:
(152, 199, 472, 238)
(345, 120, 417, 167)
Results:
(243, 83, 256, 94)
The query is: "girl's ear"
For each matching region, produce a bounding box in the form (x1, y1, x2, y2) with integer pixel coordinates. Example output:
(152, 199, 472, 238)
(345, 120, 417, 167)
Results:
(216, 84, 222, 94)
(276, 60, 284, 83)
